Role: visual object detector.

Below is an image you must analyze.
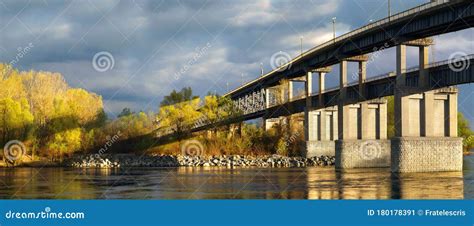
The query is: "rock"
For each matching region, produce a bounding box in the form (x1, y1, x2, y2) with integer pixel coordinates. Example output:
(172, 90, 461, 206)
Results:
(67, 154, 335, 169)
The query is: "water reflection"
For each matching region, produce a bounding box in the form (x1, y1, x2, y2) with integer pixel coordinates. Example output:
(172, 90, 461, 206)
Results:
(0, 156, 472, 199)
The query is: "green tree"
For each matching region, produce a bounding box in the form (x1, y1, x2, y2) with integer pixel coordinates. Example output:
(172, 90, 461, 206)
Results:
(0, 63, 108, 163)
(117, 108, 134, 118)
(386, 96, 395, 138)
(0, 97, 34, 143)
(459, 112, 473, 151)
(47, 128, 82, 162)
(160, 87, 198, 107)
(156, 98, 201, 141)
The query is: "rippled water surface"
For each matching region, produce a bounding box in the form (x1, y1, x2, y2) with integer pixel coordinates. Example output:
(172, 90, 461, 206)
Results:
(1, 156, 473, 199)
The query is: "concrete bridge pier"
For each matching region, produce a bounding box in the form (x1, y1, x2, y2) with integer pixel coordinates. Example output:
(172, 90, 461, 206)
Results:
(304, 67, 339, 157)
(336, 56, 391, 169)
(392, 40, 463, 172)
(304, 106, 338, 157)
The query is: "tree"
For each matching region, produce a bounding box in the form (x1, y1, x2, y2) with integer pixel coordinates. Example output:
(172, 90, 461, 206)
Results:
(0, 64, 107, 161)
(459, 112, 474, 151)
(201, 95, 219, 124)
(117, 108, 134, 118)
(200, 95, 241, 137)
(386, 96, 395, 138)
(160, 87, 198, 107)
(156, 98, 201, 141)
(47, 128, 82, 162)
(65, 88, 103, 125)
(0, 97, 34, 144)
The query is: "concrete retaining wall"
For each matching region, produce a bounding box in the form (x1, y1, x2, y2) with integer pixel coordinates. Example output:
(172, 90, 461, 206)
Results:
(391, 137, 462, 172)
(335, 139, 391, 168)
(305, 141, 335, 157)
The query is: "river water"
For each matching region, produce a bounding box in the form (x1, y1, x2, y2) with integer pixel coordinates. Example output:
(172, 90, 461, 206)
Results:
(0, 155, 473, 199)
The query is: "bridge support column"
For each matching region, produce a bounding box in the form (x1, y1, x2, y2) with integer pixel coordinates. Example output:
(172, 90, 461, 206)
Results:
(304, 67, 336, 157)
(336, 58, 390, 169)
(392, 40, 462, 172)
(392, 88, 462, 172)
(318, 72, 326, 107)
(304, 107, 338, 157)
(287, 80, 293, 102)
(335, 100, 390, 168)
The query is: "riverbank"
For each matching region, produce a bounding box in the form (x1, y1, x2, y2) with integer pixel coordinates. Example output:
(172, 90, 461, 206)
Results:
(3, 150, 473, 168)
(66, 154, 335, 168)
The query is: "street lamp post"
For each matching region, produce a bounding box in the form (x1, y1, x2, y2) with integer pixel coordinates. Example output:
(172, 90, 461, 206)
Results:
(332, 17, 337, 44)
(300, 36, 303, 56)
(388, 0, 391, 21)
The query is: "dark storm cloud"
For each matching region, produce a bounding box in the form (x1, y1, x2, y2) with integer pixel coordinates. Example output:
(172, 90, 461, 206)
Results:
(0, 0, 473, 122)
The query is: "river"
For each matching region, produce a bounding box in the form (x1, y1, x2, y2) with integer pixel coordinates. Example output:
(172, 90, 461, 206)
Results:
(0, 155, 472, 199)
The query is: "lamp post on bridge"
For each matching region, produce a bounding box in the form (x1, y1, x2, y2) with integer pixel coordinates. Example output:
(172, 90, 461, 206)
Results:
(388, 0, 391, 21)
(332, 17, 336, 44)
(300, 36, 303, 56)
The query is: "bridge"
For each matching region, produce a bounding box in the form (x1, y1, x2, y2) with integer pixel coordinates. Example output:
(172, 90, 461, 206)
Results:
(173, 0, 474, 173)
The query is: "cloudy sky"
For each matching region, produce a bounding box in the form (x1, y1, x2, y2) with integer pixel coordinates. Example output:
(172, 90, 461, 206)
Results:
(0, 0, 473, 123)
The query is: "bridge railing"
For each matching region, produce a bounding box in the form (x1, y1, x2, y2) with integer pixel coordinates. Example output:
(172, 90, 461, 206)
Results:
(334, 1, 448, 46)
(426, 54, 474, 68)
(310, 52, 473, 97)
